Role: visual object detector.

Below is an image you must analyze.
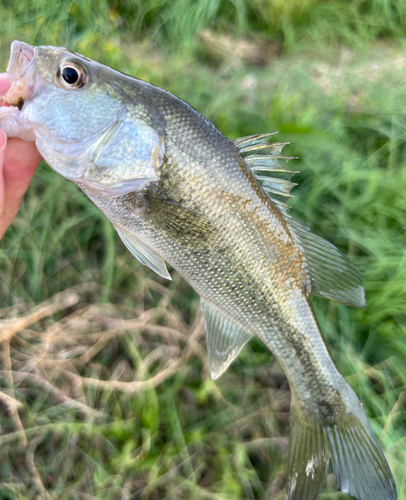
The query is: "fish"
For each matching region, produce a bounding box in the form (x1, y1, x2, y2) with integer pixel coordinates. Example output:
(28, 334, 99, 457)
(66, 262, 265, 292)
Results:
(0, 41, 397, 500)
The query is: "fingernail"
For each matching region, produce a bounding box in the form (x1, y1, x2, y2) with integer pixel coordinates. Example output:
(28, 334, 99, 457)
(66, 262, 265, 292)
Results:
(0, 129, 7, 172)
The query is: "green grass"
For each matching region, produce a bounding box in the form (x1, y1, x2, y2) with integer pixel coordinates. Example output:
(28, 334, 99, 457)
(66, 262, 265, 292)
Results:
(1, 0, 406, 61)
(0, 1, 406, 499)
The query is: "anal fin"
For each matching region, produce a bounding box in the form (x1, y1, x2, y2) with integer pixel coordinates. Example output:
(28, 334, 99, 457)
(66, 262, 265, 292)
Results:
(202, 302, 251, 379)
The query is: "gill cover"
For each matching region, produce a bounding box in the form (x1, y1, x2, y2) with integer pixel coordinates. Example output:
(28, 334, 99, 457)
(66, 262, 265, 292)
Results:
(0, 42, 165, 196)
(83, 107, 164, 197)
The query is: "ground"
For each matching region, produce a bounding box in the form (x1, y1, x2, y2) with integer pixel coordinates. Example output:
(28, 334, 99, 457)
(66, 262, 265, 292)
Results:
(0, 1, 405, 499)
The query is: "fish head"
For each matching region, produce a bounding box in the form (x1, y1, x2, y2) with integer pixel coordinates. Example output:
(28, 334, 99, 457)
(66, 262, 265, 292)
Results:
(0, 41, 164, 196)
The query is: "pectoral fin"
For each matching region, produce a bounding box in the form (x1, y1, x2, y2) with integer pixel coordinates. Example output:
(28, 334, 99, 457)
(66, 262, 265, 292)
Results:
(202, 302, 251, 379)
(147, 196, 214, 245)
(114, 224, 171, 280)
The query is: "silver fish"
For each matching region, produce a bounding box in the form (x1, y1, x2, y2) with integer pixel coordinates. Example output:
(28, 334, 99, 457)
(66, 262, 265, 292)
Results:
(0, 41, 397, 500)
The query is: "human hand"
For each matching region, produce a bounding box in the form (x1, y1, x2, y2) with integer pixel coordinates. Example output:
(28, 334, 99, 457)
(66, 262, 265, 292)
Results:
(0, 73, 42, 240)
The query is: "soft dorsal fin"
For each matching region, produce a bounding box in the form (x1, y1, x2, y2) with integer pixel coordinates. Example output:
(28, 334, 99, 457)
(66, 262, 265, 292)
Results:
(233, 133, 298, 216)
(290, 221, 365, 308)
(202, 301, 251, 379)
(114, 223, 171, 280)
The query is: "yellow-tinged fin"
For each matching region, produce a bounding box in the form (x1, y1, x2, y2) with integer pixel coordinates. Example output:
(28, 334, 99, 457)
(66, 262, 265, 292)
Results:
(202, 301, 251, 379)
(114, 223, 171, 280)
(233, 133, 298, 216)
(286, 406, 329, 500)
(234, 133, 365, 308)
(290, 220, 365, 308)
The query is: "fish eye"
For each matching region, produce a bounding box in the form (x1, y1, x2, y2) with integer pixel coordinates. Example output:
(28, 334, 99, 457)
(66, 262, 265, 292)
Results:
(58, 61, 88, 89)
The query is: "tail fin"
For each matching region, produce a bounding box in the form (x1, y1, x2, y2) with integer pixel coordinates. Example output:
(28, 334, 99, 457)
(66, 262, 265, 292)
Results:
(286, 398, 397, 500)
(327, 411, 396, 500)
(286, 406, 329, 500)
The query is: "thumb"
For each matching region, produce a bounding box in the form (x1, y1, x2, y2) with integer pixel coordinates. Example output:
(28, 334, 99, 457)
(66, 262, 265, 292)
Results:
(0, 128, 8, 236)
(0, 127, 7, 172)
(0, 127, 7, 188)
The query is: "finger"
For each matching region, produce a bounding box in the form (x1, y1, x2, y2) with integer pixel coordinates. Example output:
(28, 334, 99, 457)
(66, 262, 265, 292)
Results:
(3, 137, 42, 204)
(0, 137, 42, 240)
(0, 128, 8, 237)
(0, 73, 10, 96)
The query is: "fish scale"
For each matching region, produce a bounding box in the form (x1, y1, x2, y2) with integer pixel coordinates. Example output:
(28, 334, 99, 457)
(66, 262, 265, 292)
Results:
(0, 41, 397, 500)
(96, 98, 349, 403)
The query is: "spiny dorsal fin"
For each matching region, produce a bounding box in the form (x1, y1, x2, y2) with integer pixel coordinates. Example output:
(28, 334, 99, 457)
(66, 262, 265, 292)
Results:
(233, 133, 298, 216)
(114, 223, 171, 280)
(290, 220, 365, 308)
(233, 132, 279, 149)
(202, 301, 251, 379)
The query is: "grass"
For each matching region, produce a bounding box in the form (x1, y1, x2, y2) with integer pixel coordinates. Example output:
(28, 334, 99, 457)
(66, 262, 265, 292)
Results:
(0, 1, 406, 499)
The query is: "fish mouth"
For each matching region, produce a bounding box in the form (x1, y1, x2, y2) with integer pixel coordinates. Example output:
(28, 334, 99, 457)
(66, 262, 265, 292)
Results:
(1, 41, 36, 109)
(9, 41, 35, 79)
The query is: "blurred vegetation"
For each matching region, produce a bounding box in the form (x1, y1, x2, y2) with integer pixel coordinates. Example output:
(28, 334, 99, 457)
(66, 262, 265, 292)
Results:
(0, 0, 406, 499)
(1, 0, 406, 55)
